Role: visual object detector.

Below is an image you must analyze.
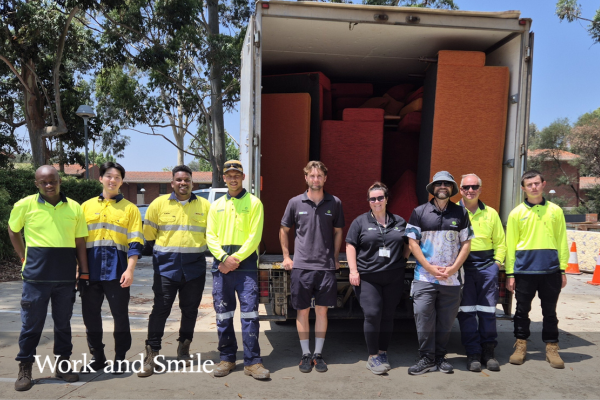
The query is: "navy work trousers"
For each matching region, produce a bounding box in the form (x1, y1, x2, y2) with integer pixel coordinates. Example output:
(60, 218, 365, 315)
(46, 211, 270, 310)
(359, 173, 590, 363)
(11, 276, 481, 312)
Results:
(80, 279, 131, 357)
(457, 264, 499, 355)
(16, 282, 76, 363)
(146, 273, 206, 350)
(212, 270, 262, 366)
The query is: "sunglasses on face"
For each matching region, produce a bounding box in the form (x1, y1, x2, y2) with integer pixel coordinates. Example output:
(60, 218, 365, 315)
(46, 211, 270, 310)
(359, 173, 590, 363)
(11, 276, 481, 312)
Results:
(433, 181, 452, 188)
(369, 196, 386, 203)
(461, 185, 480, 191)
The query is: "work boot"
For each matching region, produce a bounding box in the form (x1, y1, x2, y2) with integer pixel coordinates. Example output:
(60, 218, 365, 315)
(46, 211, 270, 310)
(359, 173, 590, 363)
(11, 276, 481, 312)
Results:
(244, 363, 270, 380)
(14, 362, 33, 391)
(546, 343, 565, 369)
(509, 339, 527, 365)
(80, 348, 107, 374)
(466, 353, 482, 372)
(482, 343, 500, 371)
(137, 345, 159, 377)
(177, 339, 193, 366)
(54, 356, 79, 382)
(213, 361, 236, 377)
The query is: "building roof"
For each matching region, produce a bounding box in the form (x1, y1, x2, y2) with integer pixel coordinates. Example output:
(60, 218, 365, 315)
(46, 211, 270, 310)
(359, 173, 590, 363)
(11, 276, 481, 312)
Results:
(527, 149, 580, 161)
(52, 164, 95, 175)
(123, 171, 212, 183)
(580, 177, 600, 190)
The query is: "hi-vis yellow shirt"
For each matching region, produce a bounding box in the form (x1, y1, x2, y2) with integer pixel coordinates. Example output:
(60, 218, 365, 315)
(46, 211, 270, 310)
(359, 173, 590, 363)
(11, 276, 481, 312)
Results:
(505, 198, 568, 276)
(206, 189, 264, 271)
(458, 200, 506, 269)
(143, 192, 211, 281)
(82, 194, 143, 281)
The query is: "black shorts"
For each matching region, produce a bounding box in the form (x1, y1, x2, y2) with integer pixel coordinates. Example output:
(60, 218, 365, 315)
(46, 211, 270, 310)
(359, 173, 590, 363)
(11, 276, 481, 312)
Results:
(290, 269, 337, 310)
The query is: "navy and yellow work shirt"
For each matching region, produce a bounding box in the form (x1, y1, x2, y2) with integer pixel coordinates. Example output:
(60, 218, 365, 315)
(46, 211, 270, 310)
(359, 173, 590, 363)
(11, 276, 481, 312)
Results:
(345, 211, 407, 274)
(458, 200, 506, 270)
(206, 189, 264, 272)
(506, 198, 568, 277)
(8, 193, 88, 283)
(144, 192, 211, 281)
(82, 193, 144, 281)
(281, 191, 345, 271)
(405, 199, 474, 286)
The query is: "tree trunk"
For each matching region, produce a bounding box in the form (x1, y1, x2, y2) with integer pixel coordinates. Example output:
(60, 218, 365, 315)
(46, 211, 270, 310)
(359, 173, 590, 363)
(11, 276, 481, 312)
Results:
(22, 59, 48, 167)
(208, 0, 226, 188)
(176, 133, 185, 166)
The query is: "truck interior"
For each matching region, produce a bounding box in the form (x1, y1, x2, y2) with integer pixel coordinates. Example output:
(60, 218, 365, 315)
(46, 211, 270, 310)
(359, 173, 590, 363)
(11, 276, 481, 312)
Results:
(255, 7, 525, 318)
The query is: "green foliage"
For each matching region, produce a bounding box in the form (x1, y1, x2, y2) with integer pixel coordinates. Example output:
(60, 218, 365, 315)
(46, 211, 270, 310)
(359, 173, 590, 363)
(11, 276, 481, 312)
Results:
(556, 0, 600, 44)
(575, 185, 600, 214)
(0, 187, 14, 260)
(575, 107, 600, 127)
(362, 0, 458, 8)
(59, 177, 103, 204)
(528, 118, 571, 150)
(189, 126, 240, 171)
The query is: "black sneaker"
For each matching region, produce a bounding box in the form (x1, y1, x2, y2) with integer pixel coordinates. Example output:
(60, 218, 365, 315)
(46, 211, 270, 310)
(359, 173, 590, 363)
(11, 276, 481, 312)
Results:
(299, 353, 313, 373)
(435, 356, 454, 373)
(408, 356, 436, 375)
(466, 353, 482, 372)
(312, 353, 328, 373)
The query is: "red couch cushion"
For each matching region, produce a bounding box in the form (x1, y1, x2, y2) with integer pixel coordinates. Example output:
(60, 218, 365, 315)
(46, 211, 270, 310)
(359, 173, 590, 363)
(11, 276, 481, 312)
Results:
(405, 86, 424, 104)
(321, 118, 384, 252)
(331, 83, 373, 98)
(387, 169, 419, 222)
(343, 108, 385, 122)
(398, 111, 422, 134)
(386, 84, 415, 102)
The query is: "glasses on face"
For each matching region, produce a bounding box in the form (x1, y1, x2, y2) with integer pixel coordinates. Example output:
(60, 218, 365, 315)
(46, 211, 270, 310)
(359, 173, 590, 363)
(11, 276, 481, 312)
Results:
(369, 195, 386, 203)
(224, 162, 242, 169)
(433, 181, 452, 188)
(461, 185, 480, 191)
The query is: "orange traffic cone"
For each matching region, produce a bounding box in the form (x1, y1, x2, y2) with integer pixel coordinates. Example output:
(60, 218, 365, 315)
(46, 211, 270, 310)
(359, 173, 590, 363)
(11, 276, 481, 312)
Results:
(566, 242, 582, 275)
(587, 250, 600, 286)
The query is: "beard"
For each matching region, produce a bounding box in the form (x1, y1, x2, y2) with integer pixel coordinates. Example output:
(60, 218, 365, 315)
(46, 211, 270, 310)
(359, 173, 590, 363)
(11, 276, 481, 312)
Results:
(434, 190, 449, 200)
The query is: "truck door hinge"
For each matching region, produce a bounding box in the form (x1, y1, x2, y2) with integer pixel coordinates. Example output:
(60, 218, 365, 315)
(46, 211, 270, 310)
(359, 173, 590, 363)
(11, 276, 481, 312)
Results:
(504, 159, 515, 168)
(254, 31, 260, 48)
(253, 135, 259, 146)
(525, 46, 531, 62)
(510, 94, 519, 104)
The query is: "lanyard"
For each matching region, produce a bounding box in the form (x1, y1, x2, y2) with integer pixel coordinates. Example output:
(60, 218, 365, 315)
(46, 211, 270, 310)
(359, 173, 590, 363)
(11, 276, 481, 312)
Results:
(372, 212, 388, 247)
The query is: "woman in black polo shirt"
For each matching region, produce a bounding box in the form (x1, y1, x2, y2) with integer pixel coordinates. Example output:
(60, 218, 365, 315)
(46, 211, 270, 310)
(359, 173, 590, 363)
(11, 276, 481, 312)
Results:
(346, 182, 410, 375)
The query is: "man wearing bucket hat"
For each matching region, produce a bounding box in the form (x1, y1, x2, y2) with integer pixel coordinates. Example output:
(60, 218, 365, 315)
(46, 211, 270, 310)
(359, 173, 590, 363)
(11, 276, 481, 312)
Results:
(404, 171, 474, 375)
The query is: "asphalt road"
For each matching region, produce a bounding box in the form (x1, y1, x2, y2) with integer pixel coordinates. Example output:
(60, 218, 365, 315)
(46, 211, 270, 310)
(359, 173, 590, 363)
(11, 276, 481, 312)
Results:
(0, 258, 598, 399)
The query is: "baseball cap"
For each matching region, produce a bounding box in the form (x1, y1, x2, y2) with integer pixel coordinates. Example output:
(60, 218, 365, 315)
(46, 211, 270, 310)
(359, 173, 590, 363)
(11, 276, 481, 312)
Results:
(224, 160, 243, 174)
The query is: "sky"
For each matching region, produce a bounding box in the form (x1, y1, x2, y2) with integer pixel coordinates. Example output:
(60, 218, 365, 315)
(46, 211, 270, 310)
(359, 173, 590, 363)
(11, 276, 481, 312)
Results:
(45, 0, 600, 171)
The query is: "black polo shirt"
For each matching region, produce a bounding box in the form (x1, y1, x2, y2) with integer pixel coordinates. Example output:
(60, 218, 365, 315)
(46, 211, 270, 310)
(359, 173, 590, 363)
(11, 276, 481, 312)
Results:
(345, 212, 407, 274)
(281, 191, 345, 270)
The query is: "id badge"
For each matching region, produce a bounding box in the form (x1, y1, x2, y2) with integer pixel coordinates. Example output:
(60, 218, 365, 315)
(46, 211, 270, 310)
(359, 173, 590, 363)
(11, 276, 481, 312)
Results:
(379, 247, 390, 258)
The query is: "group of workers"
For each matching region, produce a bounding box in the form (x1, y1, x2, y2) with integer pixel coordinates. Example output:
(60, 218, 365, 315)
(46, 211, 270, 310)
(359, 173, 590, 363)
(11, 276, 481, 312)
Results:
(7, 159, 568, 391)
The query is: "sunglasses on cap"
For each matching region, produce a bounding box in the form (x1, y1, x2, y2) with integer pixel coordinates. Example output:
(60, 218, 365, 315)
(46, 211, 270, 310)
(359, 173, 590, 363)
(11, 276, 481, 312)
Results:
(461, 185, 480, 191)
(224, 162, 242, 169)
(433, 181, 453, 188)
(368, 195, 386, 203)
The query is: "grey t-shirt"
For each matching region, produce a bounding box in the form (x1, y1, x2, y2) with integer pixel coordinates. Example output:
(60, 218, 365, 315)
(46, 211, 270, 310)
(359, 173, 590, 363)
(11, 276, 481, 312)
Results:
(281, 191, 345, 270)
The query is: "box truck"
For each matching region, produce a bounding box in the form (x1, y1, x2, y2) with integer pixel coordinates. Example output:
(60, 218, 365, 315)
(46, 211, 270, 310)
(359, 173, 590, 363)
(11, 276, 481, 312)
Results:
(237, 1, 532, 321)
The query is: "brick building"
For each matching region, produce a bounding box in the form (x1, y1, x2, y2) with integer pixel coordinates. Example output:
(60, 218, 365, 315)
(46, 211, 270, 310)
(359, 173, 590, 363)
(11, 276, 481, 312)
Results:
(122, 171, 212, 204)
(527, 149, 581, 207)
(53, 164, 100, 179)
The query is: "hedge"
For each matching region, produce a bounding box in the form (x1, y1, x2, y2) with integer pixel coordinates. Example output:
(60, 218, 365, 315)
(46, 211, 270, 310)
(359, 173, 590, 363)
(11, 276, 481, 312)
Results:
(0, 167, 103, 261)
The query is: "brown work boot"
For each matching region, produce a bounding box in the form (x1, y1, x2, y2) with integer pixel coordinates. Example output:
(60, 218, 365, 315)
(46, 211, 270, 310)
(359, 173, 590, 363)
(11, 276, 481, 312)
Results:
(213, 361, 236, 377)
(137, 345, 159, 377)
(54, 356, 79, 382)
(546, 343, 565, 369)
(509, 339, 527, 365)
(177, 339, 193, 366)
(244, 363, 270, 380)
(15, 362, 33, 391)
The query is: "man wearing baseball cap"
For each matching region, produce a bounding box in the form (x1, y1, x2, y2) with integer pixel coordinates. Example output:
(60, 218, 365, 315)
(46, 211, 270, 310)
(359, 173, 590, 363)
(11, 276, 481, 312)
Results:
(206, 160, 269, 379)
(404, 171, 473, 375)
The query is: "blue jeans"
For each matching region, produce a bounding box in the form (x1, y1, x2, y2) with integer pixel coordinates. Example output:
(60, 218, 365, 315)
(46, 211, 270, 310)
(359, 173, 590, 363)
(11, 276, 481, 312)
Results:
(457, 264, 499, 355)
(16, 282, 76, 363)
(212, 270, 262, 366)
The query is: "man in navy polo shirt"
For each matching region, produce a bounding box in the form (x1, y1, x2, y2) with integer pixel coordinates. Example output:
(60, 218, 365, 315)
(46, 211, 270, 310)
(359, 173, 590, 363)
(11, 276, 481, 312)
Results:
(280, 161, 344, 373)
(405, 171, 473, 376)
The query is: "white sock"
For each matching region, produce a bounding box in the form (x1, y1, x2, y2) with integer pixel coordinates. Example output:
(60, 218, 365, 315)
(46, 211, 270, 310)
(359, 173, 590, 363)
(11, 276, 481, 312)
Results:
(300, 339, 310, 355)
(315, 337, 325, 354)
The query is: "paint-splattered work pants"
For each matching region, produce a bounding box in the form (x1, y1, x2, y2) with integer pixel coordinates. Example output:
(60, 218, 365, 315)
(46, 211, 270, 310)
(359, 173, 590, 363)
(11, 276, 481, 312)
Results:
(212, 270, 262, 366)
